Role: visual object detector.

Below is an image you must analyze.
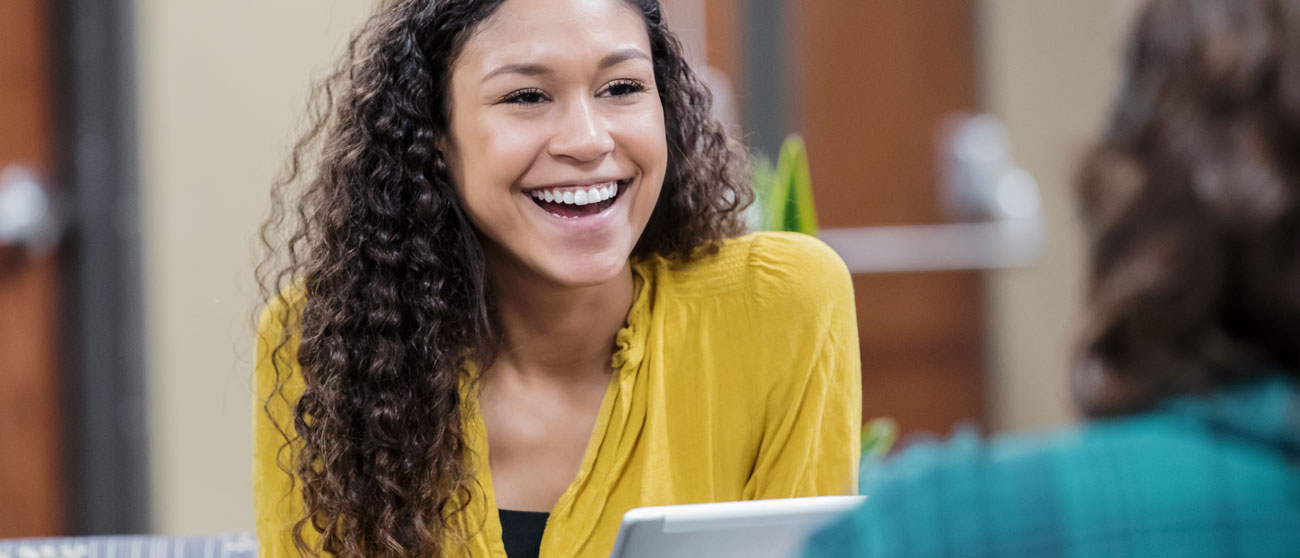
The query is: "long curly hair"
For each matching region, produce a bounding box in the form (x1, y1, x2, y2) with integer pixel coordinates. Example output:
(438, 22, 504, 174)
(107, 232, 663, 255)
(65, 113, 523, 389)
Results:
(255, 1, 751, 557)
(1072, 0, 1300, 417)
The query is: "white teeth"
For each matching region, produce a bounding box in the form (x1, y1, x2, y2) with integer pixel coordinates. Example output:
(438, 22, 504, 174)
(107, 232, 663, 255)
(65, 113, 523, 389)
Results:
(528, 180, 623, 206)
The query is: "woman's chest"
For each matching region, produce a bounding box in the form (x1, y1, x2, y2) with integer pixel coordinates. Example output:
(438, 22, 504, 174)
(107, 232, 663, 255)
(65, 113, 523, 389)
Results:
(479, 376, 609, 511)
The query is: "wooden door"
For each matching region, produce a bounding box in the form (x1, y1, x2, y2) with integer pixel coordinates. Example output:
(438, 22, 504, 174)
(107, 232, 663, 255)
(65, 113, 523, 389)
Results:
(0, 0, 66, 537)
(791, 2, 986, 435)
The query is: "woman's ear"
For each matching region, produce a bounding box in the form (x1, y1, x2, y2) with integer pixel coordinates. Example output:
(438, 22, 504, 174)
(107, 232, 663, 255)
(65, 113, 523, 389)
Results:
(434, 150, 448, 174)
(434, 139, 463, 193)
(434, 135, 455, 175)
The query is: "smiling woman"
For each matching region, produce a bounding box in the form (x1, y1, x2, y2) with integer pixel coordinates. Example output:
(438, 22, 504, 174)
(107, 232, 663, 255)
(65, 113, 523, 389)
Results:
(253, 2, 862, 558)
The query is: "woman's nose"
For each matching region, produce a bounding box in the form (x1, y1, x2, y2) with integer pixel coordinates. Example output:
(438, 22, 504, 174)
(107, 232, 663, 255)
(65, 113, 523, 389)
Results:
(548, 98, 615, 164)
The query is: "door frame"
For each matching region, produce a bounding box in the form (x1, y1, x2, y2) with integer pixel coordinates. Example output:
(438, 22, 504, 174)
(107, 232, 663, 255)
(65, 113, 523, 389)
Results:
(53, 0, 149, 534)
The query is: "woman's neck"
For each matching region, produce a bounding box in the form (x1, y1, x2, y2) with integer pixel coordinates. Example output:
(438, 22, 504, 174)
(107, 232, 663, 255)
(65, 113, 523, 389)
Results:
(489, 261, 634, 383)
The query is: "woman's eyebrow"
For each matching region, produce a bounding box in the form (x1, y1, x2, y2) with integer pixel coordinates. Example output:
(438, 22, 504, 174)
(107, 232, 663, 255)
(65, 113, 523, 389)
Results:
(481, 48, 650, 84)
(481, 62, 550, 84)
(598, 47, 651, 69)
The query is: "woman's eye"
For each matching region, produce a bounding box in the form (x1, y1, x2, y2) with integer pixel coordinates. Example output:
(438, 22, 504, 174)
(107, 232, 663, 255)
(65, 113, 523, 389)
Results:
(503, 88, 548, 105)
(604, 80, 646, 97)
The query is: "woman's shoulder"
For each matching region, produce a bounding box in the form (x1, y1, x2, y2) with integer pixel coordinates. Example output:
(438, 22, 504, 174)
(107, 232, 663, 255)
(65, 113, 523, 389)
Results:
(743, 231, 852, 298)
(651, 231, 852, 303)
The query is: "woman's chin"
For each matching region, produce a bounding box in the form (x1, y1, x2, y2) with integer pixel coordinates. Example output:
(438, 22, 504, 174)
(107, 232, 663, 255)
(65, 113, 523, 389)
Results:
(545, 260, 630, 288)
(530, 248, 632, 288)
(483, 232, 638, 290)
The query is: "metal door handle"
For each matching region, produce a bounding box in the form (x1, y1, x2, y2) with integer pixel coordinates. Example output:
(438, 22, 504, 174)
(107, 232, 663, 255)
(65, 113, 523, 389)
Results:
(0, 164, 64, 258)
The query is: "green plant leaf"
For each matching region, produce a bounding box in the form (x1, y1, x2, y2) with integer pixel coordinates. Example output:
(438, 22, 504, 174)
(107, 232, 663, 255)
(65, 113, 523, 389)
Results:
(775, 135, 818, 235)
(765, 151, 790, 233)
(861, 417, 898, 464)
(750, 152, 777, 231)
(751, 135, 820, 234)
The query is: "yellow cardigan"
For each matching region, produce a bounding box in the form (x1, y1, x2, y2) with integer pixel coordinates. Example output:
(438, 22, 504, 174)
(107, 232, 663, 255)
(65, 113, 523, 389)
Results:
(253, 231, 862, 558)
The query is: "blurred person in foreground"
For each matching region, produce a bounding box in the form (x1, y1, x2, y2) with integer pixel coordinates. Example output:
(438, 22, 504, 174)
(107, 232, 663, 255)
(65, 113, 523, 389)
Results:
(805, 0, 1300, 555)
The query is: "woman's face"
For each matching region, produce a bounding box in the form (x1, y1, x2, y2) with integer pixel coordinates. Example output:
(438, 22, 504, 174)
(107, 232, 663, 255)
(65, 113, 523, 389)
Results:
(444, 0, 668, 288)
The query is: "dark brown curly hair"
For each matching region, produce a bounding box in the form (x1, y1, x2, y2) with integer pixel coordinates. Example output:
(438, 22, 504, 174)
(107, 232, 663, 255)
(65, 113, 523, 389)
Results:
(1073, 0, 1300, 417)
(255, 1, 751, 557)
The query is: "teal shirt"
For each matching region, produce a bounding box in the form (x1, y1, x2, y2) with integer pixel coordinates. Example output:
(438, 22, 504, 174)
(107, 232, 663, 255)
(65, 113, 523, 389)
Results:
(805, 377, 1300, 557)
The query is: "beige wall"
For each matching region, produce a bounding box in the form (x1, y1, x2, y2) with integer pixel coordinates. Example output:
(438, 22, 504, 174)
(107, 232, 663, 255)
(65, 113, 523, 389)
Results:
(134, 0, 374, 534)
(979, 0, 1136, 432)
(131, 0, 1135, 535)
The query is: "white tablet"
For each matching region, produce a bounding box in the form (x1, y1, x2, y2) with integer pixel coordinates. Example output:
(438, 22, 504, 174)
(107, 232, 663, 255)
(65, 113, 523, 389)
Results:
(608, 496, 865, 558)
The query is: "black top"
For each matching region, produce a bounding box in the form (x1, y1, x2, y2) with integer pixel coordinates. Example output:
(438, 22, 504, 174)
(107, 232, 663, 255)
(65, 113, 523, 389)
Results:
(498, 509, 549, 558)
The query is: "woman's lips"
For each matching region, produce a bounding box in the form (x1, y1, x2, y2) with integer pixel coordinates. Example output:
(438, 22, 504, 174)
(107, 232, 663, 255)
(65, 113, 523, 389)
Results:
(526, 179, 629, 219)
